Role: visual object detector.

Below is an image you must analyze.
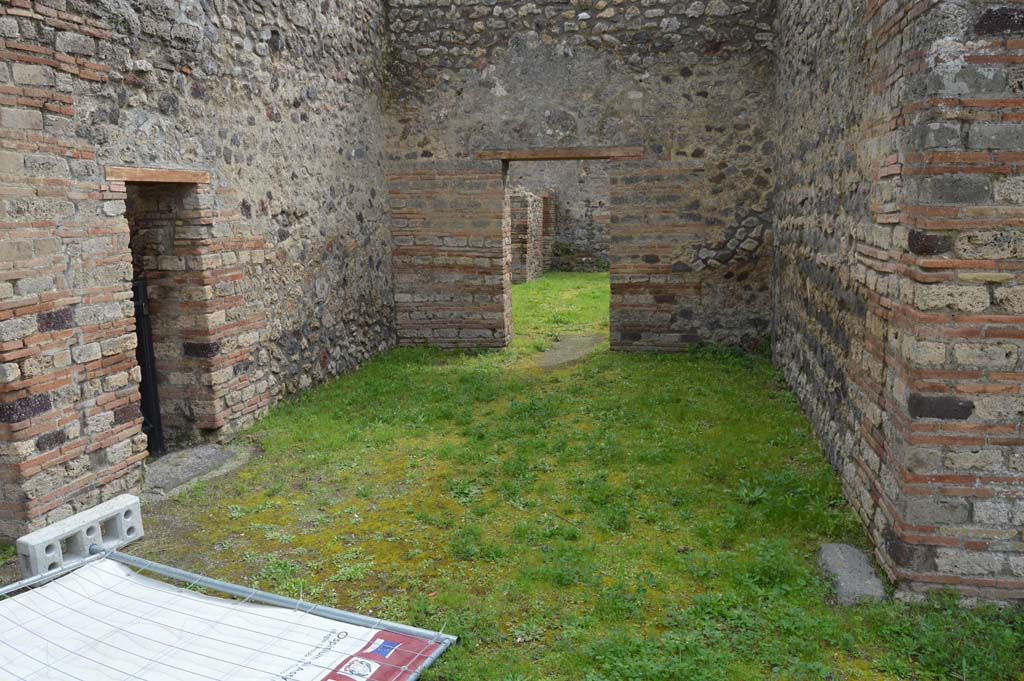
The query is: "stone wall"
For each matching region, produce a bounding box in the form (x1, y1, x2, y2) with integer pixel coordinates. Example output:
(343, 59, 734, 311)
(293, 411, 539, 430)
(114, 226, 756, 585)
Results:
(772, 0, 895, 596)
(384, 0, 774, 157)
(0, 0, 393, 539)
(385, 0, 774, 106)
(510, 160, 610, 271)
(773, 0, 1024, 599)
(509, 188, 544, 283)
(389, 161, 510, 348)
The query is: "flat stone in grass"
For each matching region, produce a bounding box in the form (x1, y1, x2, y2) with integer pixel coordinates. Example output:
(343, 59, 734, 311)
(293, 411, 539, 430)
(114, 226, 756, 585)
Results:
(143, 444, 246, 500)
(534, 333, 604, 369)
(818, 543, 887, 605)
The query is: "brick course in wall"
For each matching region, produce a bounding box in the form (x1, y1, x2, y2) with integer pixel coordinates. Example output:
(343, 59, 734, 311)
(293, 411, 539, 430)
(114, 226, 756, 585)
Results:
(882, 0, 1024, 599)
(773, 0, 886, 600)
(0, 3, 143, 537)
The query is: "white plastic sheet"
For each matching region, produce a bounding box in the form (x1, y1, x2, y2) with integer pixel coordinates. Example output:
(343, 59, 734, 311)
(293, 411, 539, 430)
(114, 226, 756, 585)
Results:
(0, 559, 443, 681)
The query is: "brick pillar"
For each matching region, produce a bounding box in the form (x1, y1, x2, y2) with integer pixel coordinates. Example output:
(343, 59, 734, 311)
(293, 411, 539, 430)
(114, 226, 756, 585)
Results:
(0, 6, 145, 537)
(540, 192, 555, 273)
(773, 0, 1024, 600)
(877, 1, 1024, 599)
(509, 188, 543, 284)
(509, 189, 531, 284)
(608, 160, 772, 350)
(388, 161, 511, 348)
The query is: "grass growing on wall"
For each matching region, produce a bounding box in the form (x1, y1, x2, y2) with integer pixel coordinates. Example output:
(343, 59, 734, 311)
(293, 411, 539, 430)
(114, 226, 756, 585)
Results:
(142, 273, 1024, 681)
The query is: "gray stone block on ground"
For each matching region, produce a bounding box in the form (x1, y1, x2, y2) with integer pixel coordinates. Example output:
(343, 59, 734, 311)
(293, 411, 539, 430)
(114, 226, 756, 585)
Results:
(818, 543, 887, 605)
(143, 444, 238, 499)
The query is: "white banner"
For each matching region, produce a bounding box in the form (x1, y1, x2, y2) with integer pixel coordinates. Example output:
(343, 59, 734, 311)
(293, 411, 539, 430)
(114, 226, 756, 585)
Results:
(0, 559, 442, 681)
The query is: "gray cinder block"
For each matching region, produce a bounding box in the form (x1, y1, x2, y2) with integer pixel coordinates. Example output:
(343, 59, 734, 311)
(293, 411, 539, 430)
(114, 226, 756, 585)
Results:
(16, 494, 143, 578)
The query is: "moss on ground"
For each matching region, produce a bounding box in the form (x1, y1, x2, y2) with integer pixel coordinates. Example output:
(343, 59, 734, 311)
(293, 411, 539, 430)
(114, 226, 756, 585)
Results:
(140, 272, 1024, 680)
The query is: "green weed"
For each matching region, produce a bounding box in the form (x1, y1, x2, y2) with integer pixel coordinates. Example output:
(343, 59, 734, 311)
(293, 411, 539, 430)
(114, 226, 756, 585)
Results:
(867, 592, 1024, 680)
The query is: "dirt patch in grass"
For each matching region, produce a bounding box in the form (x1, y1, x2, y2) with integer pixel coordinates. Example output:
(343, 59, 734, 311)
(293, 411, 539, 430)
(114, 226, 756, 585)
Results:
(533, 333, 604, 369)
(135, 273, 1024, 680)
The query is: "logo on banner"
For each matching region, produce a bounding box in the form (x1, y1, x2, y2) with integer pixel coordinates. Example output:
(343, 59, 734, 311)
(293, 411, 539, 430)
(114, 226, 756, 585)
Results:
(337, 658, 379, 679)
(366, 639, 401, 659)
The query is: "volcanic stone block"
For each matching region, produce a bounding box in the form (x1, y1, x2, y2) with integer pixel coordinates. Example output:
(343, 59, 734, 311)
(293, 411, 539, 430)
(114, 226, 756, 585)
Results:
(907, 230, 951, 256)
(908, 394, 975, 420)
(0, 394, 51, 424)
(975, 7, 1024, 35)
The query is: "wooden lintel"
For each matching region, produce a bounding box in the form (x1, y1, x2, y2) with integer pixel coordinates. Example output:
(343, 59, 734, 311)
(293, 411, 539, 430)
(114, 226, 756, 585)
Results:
(105, 166, 212, 184)
(475, 146, 645, 162)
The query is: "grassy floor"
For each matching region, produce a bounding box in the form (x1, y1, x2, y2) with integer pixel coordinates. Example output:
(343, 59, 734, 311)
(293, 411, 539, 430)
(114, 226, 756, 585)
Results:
(141, 272, 1024, 680)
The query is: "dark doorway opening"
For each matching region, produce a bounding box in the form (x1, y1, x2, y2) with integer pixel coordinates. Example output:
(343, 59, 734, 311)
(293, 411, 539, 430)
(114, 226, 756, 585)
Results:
(125, 181, 207, 452)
